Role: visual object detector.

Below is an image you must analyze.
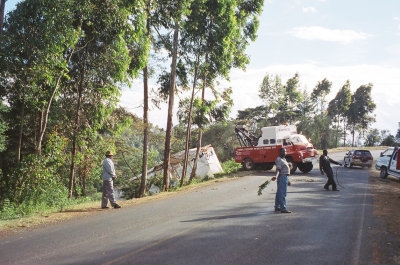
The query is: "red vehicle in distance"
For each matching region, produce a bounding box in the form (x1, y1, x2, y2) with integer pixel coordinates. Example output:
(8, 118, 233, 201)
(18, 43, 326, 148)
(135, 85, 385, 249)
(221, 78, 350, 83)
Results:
(234, 125, 319, 174)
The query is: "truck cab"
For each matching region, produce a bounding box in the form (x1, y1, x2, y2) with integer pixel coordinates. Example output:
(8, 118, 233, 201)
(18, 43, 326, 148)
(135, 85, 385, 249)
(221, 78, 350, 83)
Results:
(376, 147, 400, 179)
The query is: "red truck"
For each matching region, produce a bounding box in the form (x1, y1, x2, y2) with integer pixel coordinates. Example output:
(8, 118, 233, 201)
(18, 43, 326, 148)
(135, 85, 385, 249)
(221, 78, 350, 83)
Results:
(234, 125, 318, 174)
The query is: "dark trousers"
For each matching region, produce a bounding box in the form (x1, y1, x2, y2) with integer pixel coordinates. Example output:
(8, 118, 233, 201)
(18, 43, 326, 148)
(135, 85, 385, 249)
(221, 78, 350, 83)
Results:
(324, 173, 337, 190)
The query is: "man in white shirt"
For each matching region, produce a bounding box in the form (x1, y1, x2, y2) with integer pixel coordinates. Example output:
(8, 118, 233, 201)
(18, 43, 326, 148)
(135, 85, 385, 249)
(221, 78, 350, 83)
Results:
(274, 148, 292, 213)
(102, 150, 121, 209)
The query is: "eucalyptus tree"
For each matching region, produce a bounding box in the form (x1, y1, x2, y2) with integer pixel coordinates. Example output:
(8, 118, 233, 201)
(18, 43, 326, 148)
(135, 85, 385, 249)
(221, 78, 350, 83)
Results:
(139, 0, 153, 198)
(0, 0, 82, 193)
(346, 84, 376, 146)
(258, 73, 284, 123)
(279, 73, 302, 123)
(64, 0, 148, 199)
(311, 78, 331, 115)
(0, 102, 6, 152)
(397, 128, 400, 143)
(236, 105, 270, 126)
(328, 80, 351, 146)
(365, 128, 380, 146)
(0, 0, 6, 46)
(152, 0, 191, 191)
(185, 0, 264, 182)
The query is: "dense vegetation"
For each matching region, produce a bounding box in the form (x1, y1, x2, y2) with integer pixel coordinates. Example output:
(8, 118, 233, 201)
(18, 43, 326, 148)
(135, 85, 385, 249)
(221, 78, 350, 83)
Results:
(0, 0, 398, 219)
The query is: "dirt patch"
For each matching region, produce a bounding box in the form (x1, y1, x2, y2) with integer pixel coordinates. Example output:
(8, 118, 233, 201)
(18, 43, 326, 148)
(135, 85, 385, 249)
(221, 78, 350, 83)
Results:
(370, 169, 400, 264)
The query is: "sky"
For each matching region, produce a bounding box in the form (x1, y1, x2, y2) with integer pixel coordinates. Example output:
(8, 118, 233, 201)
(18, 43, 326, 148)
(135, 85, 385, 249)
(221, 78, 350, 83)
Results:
(5, 0, 400, 137)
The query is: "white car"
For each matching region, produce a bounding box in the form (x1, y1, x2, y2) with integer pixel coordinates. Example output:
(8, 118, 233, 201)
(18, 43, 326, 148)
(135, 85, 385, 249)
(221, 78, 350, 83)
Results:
(376, 147, 400, 179)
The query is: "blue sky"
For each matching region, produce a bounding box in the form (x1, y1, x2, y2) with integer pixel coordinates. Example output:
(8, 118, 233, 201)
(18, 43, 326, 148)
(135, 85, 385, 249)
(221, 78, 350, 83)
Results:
(5, 0, 400, 141)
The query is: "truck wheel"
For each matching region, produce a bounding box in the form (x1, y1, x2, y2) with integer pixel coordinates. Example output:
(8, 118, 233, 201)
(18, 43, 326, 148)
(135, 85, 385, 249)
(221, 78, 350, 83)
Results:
(298, 162, 313, 173)
(286, 157, 297, 174)
(261, 163, 274, 170)
(243, 158, 254, 171)
(380, 167, 388, 179)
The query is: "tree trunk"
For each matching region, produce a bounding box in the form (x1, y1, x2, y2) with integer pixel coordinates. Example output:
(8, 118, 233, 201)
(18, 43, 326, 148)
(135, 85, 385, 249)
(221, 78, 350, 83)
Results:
(351, 124, 356, 147)
(140, 13, 151, 197)
(68, 82, 83, 199)
(17, 86, 25, 162)
(140, 65, 149, 197)
(35, 49, 75, 155)
(189, 53, 208, 183)
(162, 23, 179, 192)
(68, 50, 86, 199)
(0, 0, 6, 47)
(180, 55, 200, 187)
(342, 118, 347, 147)
(335, 117, 340, 147)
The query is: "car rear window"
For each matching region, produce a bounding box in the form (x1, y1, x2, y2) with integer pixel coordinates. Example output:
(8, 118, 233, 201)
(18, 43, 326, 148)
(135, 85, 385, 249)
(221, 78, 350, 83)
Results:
(355, 150, 372, 157)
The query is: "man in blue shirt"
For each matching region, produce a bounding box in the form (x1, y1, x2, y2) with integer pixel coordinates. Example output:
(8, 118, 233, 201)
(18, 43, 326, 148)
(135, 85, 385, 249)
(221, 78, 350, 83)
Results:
(102, 150, 121, 209)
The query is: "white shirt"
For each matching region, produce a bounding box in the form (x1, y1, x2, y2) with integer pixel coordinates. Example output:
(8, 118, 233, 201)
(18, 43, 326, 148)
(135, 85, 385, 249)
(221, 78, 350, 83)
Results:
(102, 157, 116, 181)
(275, 156, 290, 175)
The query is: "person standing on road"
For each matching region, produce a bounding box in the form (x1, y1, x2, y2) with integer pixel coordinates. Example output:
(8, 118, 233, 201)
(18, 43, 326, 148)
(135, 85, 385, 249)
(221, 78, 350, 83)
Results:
(273, 147, 292, 213)
(102, 150, 121, 209)
(319, 149, 342, 191)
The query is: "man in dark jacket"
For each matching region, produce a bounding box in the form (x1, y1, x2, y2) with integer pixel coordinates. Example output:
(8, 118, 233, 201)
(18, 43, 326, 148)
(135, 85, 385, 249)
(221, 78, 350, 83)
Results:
(319, 149, 342, 191)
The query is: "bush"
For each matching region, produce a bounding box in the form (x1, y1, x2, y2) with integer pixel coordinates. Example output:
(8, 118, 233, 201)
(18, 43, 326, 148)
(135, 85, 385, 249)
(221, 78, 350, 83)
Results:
(214, 159, 242, 178)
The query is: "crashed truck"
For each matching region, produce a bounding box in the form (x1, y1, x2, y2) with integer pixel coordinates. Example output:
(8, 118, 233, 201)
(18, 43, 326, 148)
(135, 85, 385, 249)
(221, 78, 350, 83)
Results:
(234, 125, 318, 174)
(137, 145, 223, 194)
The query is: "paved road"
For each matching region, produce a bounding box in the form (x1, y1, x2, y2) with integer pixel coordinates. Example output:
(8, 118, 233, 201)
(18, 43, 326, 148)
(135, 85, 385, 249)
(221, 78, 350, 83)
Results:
(0, 151, 383, 265)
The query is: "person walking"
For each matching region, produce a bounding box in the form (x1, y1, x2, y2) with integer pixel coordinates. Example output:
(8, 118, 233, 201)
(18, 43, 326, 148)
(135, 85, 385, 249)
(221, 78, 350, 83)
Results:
(319, 149, 342, 191)
(273, 147, 292, 213)
(102, 150, 121, 209)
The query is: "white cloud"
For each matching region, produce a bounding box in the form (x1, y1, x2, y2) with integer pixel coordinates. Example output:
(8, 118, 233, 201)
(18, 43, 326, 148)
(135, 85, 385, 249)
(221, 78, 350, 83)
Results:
(290, 26, 372, 44)
(302, 6, 317, 13)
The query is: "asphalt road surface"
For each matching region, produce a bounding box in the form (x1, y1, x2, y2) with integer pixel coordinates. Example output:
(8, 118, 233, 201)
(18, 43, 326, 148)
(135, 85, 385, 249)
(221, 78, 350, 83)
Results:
(0, 151, 384, 265)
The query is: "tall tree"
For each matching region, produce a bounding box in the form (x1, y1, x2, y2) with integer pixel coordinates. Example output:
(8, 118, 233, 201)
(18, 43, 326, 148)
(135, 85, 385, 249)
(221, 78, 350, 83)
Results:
(280, 73, 302, 123)
(365, 128, 380, 146)
(0, 0, 81, 165)
(258, 73, 284, 123)
(311, 78, 331, 115)
(0, 0, 6, 47)
(187, 0, 264, 182)
(346, 84, 376, 146)
(152, 0, 191, 191)
(65, 0, 148, 198)
(328, 80, 351, 146)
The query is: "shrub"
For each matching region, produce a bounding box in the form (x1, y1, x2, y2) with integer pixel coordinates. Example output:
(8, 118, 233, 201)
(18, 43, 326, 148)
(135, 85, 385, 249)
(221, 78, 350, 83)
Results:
(214, 159, 242, 178)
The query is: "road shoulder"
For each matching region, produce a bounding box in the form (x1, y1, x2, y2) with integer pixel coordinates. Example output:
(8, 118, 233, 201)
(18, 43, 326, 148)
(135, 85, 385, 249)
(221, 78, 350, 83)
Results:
(370, 169, 400, 264)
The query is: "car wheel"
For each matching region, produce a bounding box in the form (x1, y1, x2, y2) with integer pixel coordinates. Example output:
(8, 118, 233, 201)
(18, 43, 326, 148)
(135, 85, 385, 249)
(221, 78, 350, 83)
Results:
(380, 167, 388, 179)
(261, 163, 274, 170)
(350, 163, 353, 168)
(344, 161, 348, 167)
(243, 158, 254, 171)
